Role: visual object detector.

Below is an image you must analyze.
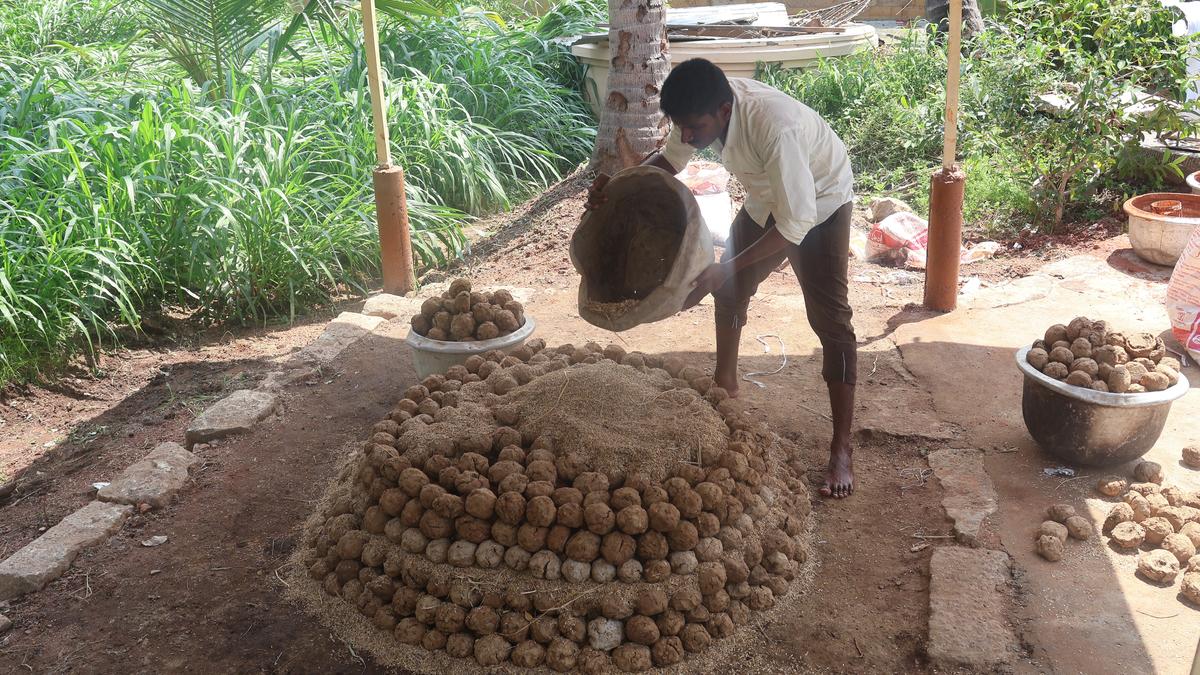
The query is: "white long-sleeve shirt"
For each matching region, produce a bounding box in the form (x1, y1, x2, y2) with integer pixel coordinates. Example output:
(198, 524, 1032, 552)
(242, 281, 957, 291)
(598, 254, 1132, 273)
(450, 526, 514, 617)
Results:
(662, 77, 854, 244)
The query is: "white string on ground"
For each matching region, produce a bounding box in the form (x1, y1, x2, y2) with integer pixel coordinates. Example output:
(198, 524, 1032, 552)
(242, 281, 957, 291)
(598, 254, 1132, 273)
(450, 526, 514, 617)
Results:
(742, 334, 787, 388)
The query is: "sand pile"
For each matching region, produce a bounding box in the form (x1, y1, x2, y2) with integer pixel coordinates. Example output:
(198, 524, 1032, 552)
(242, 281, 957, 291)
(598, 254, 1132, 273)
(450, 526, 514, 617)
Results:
(295, 340, 813, 673)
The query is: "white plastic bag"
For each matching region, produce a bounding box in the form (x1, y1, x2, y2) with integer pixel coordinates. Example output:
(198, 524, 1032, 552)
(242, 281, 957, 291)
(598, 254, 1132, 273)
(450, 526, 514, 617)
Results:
(571, 166, 714, 331)
(1166, 223, 1200, 362)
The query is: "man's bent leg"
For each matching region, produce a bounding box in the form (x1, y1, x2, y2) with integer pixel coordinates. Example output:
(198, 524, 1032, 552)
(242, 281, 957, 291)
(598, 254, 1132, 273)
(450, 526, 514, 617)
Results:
(792, 203, 858, 497)
(712, 210, 788, 397)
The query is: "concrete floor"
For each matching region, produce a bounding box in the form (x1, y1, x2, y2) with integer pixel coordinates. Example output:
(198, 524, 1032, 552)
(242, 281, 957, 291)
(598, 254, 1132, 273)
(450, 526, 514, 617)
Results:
(894, 255, 1200, 675)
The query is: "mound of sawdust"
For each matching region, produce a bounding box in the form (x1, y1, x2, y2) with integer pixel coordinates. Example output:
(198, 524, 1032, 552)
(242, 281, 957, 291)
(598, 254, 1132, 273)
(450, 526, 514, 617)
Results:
(503, 363, 727, 482)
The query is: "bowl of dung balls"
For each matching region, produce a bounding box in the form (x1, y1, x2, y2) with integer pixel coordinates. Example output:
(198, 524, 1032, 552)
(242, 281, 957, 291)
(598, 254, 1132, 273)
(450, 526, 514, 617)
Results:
(405, 278, 534, 378)
(1016, 316, 1189, 467)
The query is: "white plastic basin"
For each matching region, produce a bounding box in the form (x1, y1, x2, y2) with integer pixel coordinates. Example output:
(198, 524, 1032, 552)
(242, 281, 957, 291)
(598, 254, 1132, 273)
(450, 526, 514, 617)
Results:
(570, 24, 878, 117)
(405, 318, 536, 379)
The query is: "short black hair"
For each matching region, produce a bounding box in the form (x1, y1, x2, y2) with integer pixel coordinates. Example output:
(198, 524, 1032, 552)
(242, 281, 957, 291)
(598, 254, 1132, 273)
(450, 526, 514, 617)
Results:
(660, 58, 733, 118)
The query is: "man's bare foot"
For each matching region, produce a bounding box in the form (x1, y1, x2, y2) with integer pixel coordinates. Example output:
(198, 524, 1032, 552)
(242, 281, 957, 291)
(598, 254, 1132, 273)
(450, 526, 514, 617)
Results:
(714, 374, 739, 399)
(819, 443, 854, 498)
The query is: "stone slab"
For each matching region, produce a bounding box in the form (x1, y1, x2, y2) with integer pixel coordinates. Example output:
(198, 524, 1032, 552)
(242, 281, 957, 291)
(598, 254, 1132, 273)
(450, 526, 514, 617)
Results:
(185, 389, 279, 447)
(97, 442, 198, 508)
(362, 293, 423, 321)
(258, 366, 319, 392)
(928, 448, 998, 546)
(293, 311, 386, 365)
(928, 547, 1016, 670)
(0, 501, 132, 600)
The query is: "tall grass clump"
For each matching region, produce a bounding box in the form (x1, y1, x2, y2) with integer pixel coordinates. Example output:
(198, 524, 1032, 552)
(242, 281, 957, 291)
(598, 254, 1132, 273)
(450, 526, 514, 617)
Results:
(0, 0, 601, 385)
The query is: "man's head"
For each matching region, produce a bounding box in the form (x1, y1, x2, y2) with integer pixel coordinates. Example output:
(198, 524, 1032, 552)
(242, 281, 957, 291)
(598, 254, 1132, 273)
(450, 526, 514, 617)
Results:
(660, 58, 733, 150)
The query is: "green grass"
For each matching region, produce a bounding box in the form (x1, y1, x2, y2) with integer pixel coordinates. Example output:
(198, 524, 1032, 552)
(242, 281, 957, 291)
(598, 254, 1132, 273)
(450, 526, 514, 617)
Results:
(0, 0, 603, 385)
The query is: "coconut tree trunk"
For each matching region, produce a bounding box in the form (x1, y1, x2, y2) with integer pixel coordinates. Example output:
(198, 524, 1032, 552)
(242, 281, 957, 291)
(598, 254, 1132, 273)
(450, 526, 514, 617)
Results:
(588, 0, 671, 175)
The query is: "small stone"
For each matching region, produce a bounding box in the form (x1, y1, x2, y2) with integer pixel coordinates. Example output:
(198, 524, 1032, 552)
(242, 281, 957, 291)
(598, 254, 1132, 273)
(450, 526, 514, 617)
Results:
(1137, 549, 1179, 583)
(1110, 521, 1145, 549)
(0, 614, 11, 634)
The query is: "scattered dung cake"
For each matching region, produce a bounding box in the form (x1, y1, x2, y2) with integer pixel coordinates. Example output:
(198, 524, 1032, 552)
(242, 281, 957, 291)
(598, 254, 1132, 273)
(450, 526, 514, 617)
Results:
(296, 339, 813, 672)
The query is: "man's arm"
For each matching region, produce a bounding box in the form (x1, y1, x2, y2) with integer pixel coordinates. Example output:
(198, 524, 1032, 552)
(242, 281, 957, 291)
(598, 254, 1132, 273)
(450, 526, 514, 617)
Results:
(584, 152, 681, 210)
(643, 152, 678, 175)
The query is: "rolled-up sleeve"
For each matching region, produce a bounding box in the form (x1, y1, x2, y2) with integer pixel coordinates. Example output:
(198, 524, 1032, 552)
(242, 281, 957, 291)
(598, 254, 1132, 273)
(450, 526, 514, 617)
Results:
(765, 130, 818, 244)
(660, 125, 695, 174)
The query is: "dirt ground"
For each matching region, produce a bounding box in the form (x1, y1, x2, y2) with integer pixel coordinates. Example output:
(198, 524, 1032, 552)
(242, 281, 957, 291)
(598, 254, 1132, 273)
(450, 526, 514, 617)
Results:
(0, 172, 1140, 673)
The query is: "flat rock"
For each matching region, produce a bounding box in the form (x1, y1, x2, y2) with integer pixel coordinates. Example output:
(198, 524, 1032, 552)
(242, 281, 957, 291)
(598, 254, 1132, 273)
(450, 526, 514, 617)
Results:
(293, 312, 385, 365)
(0, 501, 132, 600)
(929, 448, 998, 546)
(97, 442, 198, 508)
(928, 547, 1016, 670)
(362, 293, 423, 321)
(185, 389, 279, 447)
(258, 366, 319, 392)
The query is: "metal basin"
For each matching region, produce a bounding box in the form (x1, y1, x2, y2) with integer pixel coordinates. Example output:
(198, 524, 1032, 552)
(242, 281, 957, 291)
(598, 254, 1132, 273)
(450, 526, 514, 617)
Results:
(405, 318, 535, 380)
(1122, 192, 1200, 266)
(1015, 346, 1190, 467)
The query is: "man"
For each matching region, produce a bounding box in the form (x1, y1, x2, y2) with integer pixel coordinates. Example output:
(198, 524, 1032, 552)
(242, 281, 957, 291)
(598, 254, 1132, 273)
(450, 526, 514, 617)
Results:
(585, 58, 858, 498)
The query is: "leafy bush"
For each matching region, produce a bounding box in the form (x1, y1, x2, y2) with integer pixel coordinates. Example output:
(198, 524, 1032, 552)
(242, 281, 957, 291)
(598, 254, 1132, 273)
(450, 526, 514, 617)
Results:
(765, 4, 1198, 234)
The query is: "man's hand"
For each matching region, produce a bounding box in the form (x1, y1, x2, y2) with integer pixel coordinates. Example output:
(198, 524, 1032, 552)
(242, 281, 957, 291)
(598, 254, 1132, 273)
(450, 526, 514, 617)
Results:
(683, 261, 733, 310)
(584, 173, 611, 211)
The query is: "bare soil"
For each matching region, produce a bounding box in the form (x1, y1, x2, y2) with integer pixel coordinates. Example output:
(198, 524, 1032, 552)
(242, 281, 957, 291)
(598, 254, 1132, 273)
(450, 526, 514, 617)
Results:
(0, 171, 1136, 673)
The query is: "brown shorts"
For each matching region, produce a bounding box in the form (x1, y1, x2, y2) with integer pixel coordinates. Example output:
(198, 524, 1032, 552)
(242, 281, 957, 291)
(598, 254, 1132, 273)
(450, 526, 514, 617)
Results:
(712, 203, 857, 385)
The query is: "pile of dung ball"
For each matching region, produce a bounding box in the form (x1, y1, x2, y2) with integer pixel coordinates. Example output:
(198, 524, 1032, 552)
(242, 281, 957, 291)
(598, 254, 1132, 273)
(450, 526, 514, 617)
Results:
(1094, 460, 1200, 606)
(295, 339, 814, 672)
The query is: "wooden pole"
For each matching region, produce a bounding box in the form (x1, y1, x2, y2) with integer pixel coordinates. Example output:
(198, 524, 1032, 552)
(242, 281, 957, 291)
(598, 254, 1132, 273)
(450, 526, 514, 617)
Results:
(923, 0, 966, 312)
(941, 0, 962, 171)
(362, 0, 415, 293)
(361, 0, 390, 167)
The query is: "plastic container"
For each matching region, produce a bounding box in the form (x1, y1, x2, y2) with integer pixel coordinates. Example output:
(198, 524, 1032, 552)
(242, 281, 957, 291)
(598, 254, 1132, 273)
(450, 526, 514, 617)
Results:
(570, 23, 878, 118)
(1015, 346, 1190, 467)
(1186, 170, 1200, 194)
(405, 318, 536, 379)
(1123, 192, 1200, 266)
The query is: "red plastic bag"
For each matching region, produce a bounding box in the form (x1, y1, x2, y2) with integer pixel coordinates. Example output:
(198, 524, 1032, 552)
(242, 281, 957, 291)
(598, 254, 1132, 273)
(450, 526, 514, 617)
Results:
(866, 212, 929, 266)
